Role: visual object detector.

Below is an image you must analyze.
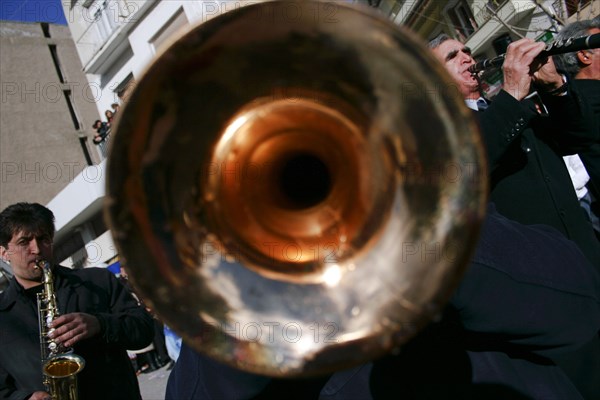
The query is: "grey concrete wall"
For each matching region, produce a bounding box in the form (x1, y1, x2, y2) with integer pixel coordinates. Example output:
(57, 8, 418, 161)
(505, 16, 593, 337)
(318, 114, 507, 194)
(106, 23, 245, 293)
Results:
(0, 21, 102, 210)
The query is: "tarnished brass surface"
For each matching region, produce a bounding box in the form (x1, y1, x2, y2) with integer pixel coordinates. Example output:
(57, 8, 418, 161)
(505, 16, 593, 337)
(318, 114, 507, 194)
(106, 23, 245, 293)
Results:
(105, 0, 487, 377)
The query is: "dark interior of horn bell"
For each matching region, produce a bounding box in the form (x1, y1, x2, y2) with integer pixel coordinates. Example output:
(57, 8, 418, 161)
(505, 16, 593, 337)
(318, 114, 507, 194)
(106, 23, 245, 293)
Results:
(277, 153, 333, 210)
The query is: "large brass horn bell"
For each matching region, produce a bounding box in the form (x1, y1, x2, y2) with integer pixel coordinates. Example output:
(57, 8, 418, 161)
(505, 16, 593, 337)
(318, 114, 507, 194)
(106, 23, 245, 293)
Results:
(105, 1, 487, 377)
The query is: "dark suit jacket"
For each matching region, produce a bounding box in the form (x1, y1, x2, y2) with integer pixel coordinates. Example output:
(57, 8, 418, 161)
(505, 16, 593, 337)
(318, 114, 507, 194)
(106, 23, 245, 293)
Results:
(165, 206, 600, 399)
(477, 85, 600, 271)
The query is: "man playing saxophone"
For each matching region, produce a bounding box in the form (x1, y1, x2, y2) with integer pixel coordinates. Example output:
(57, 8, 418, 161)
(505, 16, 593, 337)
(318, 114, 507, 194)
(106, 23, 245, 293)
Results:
(0, 202, 154, 400)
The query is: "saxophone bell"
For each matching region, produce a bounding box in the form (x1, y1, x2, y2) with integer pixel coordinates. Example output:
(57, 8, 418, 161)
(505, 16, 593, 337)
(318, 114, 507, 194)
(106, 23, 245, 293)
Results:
(42, 354, 85, 400)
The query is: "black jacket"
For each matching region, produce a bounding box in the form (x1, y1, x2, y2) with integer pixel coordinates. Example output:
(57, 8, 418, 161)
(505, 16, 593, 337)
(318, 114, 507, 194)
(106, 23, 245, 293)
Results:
(478, 85, 600, 270)
(0, 266, 154, 400)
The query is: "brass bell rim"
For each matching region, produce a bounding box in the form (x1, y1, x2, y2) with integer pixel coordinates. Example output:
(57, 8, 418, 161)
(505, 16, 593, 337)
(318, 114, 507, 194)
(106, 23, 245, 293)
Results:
(43, 353, 86, 378)
(105, 0, 487, 377)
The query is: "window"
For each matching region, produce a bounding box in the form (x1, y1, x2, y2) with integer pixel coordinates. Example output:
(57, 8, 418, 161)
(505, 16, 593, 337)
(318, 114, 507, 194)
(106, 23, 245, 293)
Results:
(445, 0, 479, 41)
(93, 0, 120, 44)
(485, 0, 503, 13)
(48, 45, 65, 83)
(100, 43, 133, 88)
(563, 0, 592, 17)
(114, 73, 136, 103)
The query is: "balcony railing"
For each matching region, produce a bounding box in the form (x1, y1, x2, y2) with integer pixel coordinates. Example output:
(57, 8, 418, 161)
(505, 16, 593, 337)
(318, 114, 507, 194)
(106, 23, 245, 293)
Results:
(77, 0, 123, 57)
(94, 0, 120, 43)
(95, 133, 111, 159)
(472, 0, 507, 28)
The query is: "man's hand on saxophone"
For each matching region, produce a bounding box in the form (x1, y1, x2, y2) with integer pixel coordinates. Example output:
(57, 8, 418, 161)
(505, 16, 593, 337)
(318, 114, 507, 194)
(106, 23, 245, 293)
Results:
(48, 313, 101, 348)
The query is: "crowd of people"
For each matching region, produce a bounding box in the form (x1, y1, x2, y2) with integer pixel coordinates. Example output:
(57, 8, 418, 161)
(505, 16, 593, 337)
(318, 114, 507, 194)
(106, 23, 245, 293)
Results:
(0, 13, 599, 400)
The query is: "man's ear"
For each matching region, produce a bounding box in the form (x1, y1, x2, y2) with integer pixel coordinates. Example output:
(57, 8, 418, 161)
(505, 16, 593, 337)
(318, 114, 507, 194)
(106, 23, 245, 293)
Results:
(577, 50, 593, 66)
(0, 246, 8, 263)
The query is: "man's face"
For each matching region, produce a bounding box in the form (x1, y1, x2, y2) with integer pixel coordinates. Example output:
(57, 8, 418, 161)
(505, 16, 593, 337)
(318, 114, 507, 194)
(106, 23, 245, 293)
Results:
(0, 229, 53, 289)
(431, 39, 480, 99)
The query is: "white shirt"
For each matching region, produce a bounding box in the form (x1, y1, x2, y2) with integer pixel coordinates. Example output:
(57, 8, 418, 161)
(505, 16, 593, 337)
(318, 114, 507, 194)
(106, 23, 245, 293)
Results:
(563, 154, 590, 200)
(465, 98, 481, 111)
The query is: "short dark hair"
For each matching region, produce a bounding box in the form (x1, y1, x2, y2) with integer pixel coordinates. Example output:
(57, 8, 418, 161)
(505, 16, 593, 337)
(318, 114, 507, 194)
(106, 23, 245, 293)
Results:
(0, 203, 55, 247)
(553, 19, 600, 76)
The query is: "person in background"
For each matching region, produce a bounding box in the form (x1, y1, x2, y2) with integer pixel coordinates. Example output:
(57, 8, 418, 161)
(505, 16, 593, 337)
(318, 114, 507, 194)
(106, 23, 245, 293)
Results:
(554, 17, 600, 238)
(429, 32, 600, 400)
(105, 110, 115, 125)
(92, 119, 110, 145)
(427, 33, 599, 269)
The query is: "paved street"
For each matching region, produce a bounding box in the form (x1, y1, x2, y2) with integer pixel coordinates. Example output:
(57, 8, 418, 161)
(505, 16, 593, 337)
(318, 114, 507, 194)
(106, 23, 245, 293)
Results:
(138, 363, 171, 400)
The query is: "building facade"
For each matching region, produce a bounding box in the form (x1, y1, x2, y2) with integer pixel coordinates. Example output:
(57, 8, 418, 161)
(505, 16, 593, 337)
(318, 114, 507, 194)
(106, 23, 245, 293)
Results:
(60, 0, 599, 119)
(0, 21, 101, 208)
(0, 21, 106, 288)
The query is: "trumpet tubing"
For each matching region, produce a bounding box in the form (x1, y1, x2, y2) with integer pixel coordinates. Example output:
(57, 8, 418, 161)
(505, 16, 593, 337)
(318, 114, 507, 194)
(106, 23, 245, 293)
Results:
(105, 0, 488, 377)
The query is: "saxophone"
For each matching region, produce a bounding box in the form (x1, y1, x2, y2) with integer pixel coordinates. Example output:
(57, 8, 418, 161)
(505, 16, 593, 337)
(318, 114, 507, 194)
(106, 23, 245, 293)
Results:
(36, 260, 85, 400)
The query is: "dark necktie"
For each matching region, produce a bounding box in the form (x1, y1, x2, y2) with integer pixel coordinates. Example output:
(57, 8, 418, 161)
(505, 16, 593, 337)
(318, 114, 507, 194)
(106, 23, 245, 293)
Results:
(476, 98, 489, 112)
